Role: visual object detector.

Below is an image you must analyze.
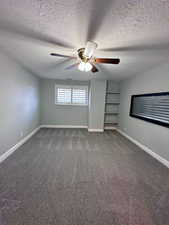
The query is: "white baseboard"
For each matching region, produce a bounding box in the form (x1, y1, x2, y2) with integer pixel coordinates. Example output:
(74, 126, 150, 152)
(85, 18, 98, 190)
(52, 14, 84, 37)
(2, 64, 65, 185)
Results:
(40, 125, 88, 129)
(88, 129, 104, 132)
(104, 126, 117, 130)
(117, 129, 169, 169)
(0, 126, 41, 164)
(41, 125, 104, 132)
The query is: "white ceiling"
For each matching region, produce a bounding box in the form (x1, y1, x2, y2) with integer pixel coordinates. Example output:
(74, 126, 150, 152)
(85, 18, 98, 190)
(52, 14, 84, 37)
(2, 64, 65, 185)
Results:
(0, 0, 169, 81)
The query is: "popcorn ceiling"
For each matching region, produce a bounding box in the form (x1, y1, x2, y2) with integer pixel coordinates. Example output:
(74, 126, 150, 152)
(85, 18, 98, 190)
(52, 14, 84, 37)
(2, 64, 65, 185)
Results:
(0, 0, 169, 80)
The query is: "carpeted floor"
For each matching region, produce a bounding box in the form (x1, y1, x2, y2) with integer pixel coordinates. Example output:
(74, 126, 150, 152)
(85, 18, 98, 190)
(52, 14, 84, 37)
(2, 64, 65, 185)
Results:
(0, 128, 169, 225)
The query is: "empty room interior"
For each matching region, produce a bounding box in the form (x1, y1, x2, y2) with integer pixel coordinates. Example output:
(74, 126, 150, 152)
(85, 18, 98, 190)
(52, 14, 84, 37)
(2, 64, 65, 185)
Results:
(0, 0, 169, 224)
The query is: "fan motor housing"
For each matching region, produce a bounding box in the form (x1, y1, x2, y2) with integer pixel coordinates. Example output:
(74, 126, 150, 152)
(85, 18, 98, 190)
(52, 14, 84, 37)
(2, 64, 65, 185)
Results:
(77, 48, 90, 63)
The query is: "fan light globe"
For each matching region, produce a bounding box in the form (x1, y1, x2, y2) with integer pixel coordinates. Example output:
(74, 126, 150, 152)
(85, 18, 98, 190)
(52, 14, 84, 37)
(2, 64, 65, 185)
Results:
(84, 41, 98, 58)
(85, 62, 92, 71)
(78, 62, 92, 72)
(78, 62, 86, 71)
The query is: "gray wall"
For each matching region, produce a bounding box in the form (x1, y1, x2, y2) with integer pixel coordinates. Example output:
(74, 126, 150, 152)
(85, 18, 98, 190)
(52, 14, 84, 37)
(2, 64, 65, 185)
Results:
(40, 79, 89, 126)
(88, 79, 106, 130)
(0, 52, 40, 156)
(119, 62, 169, 161)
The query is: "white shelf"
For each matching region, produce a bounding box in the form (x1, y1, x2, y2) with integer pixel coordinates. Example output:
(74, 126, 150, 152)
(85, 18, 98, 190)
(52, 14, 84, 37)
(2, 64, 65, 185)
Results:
(106, 102, 120, 105)
(106, 92, 120, 94)
(104, 112, 118, 115)
(104, 122, 118, 126)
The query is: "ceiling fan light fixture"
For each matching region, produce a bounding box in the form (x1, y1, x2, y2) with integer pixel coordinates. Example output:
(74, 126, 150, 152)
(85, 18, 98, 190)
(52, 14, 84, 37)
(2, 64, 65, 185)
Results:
(85, 62, 92, 72)
(78, 62, 92, 72)
(84, 41, 98, 58)
(50, 41, 120, 74)
(78, 62, 85, 71)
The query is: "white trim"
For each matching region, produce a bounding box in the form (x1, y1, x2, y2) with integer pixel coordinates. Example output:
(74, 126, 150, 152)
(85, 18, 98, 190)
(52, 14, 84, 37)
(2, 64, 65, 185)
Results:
(55, 103, 88, 106)
(0, 127, 41, 164)
(88, 129, 104, 132)
(41, 125, 104, 132)
(40, 125, 88, 129)
(104, 126, 117, 130)
(117, 129, 169, 169)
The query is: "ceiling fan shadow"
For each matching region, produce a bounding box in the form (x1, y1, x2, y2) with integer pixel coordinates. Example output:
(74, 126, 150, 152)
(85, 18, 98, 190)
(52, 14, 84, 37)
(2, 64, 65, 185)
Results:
(0, 19, 74, 49)
(42, 58, 76, 72)
(100, 42, 169, 52)
(86, 0, 114, 41)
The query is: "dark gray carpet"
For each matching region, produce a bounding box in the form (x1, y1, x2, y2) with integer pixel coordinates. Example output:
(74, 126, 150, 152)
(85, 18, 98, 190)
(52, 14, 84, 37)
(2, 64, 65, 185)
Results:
(0, 128, 169, 225)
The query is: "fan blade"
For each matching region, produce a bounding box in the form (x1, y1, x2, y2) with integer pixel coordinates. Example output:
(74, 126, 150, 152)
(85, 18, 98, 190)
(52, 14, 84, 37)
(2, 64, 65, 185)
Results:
(50, 53, 72, 58)
(91, 64, 99, 73)
(65, 63, 79, 70)
(95, 58, 120, 64)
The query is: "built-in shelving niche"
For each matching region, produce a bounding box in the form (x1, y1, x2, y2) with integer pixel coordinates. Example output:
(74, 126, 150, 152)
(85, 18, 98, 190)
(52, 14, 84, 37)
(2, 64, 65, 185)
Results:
(104, 81, 120, 129)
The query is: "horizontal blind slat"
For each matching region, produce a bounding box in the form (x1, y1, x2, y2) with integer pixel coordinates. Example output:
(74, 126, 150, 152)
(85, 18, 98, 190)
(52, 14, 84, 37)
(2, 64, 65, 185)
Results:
(132, 94, 169, 125)
(72, 88, 88, 104)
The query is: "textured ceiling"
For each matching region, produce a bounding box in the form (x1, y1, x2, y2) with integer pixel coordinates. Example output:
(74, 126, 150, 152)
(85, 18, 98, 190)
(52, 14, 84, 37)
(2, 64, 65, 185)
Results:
(0, 0, 169, 80)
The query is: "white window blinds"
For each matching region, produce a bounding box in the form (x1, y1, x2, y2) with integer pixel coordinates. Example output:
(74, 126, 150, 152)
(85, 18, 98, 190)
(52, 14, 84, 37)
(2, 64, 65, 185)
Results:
(57, 88, 71, 104)
(55, 85, 88, 105)
(72, 88, 87, 105)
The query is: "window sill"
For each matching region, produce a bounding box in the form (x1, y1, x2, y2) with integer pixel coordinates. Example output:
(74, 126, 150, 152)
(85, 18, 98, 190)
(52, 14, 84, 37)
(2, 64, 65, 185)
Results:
(55, 103, 88, 106)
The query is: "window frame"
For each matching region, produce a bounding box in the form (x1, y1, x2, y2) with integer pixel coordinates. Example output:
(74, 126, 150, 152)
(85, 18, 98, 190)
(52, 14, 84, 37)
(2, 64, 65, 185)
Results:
(129, 92, 169, 128)
(55, 84, 88, 106)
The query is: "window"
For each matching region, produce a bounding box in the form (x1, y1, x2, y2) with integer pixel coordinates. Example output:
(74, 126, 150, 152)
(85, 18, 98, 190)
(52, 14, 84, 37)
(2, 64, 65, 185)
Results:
(55, 85, 88, 106)
(130, 92, 169, 128)
(57, 87, 71, 104)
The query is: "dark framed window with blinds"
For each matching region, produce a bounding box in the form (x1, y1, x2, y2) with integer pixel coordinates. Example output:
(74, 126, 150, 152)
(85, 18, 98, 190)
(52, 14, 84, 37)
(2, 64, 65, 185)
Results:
(130, 92, 169, 128)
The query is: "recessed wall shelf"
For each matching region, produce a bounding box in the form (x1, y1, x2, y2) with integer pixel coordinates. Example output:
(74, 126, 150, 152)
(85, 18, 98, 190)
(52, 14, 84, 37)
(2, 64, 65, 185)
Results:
(106, 92, 120, 94)
(104, 81, 120, 129)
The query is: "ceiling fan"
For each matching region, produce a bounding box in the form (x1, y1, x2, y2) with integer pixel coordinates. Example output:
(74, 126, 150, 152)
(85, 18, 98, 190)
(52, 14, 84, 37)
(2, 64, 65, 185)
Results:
(50, 41, 120, 73)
